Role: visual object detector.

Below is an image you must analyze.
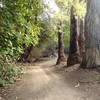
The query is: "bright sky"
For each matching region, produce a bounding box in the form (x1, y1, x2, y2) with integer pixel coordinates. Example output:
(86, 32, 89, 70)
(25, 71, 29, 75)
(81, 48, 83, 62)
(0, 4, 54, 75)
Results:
(42, 0, 59, 18)
(0, 3, 3, 8)
(45, 0, 59, 12)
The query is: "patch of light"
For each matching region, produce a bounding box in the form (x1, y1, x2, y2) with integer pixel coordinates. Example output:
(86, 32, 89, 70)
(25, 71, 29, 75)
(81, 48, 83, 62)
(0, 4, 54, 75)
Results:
(41, 0, 60, 19)
(0, 3, 3, 8)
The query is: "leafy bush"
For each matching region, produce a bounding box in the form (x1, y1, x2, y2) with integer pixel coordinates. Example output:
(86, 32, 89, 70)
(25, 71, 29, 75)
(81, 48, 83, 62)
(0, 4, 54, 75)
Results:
(0, 33, 23, 62)
(0, 0, 43, 61)
(0, 60, 23, 86)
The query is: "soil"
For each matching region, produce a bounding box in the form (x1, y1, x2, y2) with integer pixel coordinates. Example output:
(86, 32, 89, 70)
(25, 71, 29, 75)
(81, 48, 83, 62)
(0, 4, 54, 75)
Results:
(0, 58, 100, 100)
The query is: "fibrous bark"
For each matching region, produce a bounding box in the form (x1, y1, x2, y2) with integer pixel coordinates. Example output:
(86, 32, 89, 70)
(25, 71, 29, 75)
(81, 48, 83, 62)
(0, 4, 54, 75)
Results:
(78, 19, 85, 58)
(67, 7, 81, 67)
(81, 0, 100, 68)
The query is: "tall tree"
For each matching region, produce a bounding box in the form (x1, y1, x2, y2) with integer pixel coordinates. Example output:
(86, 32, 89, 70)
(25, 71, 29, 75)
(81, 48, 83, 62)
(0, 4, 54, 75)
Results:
(57, 21, 66, 64)
(67, 7, 81, 67)
(81, 0, 100, 68)
(67, 0, 86, 67)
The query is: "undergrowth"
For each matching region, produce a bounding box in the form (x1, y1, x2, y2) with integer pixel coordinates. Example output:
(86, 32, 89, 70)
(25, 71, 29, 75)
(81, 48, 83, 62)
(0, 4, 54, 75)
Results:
(0, 60, 23, 87)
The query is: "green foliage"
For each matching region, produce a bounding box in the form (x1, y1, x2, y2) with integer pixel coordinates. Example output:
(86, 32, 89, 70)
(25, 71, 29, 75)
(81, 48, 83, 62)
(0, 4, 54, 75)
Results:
(28, 19, 58, 58)
(0, 33, 23, 61)
(0, 0, 86, 86)
(0, 0, 44, 86)
(63, 21, 70, 50)
(0, 60, 23, 86)
(56, 0, 86, 19)
(0, 0, 43, 61)
(56, 0, 86, 50)
(73, 0, 86, 18)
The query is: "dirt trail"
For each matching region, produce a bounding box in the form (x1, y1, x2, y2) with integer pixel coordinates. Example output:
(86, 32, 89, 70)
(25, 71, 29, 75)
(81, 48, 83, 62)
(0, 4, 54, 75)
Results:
(1, 58, 100, 100)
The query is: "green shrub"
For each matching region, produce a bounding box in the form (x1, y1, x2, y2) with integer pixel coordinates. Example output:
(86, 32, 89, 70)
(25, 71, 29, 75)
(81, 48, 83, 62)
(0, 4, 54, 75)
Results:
(0, 60, 23, 86)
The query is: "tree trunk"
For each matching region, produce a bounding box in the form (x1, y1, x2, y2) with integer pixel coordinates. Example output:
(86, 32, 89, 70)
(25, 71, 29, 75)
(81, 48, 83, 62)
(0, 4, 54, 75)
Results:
(18, 45, 33, 62)
(56, 21, 66, 65)
(78, 19, 85, 58)
(67, 7, 81, 67)
(81, 0, 100, 68)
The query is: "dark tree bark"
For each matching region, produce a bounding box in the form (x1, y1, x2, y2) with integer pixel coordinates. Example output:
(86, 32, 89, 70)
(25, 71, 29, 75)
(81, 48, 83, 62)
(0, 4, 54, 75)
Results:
(81, 0, 100, 68)
(56, 21, 66, 65)
(78, 19, 85, 58)
(67, 7, 81, 67)
(18, 44, 33, 62)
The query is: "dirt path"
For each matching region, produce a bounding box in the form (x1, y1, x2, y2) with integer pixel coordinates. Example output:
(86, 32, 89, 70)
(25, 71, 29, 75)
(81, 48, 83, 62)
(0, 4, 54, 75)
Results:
(1, 58, 100, 100)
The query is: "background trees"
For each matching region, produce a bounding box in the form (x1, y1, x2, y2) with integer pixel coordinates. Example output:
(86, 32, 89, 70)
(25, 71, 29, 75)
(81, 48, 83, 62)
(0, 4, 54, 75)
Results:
(56, 21, 66, 64)
(0, 0, 100, 86)
(67, 0, 86, 67)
